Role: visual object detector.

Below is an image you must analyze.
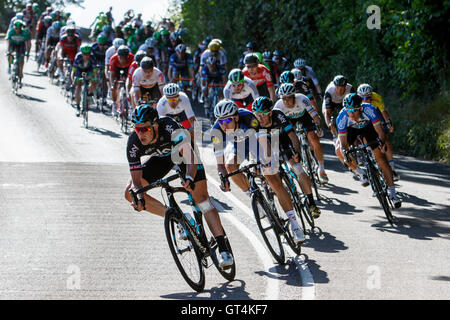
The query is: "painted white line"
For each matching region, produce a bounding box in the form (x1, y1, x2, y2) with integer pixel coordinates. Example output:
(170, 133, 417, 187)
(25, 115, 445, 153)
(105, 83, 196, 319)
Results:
(207, 174, 279, 300)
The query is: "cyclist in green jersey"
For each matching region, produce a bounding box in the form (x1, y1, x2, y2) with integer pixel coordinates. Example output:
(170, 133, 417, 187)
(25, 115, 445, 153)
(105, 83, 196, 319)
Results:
(6, 20, 31, 82)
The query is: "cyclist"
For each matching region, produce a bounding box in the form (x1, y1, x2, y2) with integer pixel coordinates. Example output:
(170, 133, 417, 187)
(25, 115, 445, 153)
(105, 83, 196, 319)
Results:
(138, 38, 161, 68)
(252, 96, 321, 218)
(201, 56, 226, 105)
(56, 25, 81, 82)
(109, 45, 135, 116)
(131, 57, 165, 108)
(275, 83, 329, 184)
(124, 104, 234, 268)
(128, 27, 145, 54)
(44, 20, 61, 69)
(323, 75, 356, 165)
(357, 84, 399, 181)
(199, 39, 227, 76)
(211, 100, 306, 244)
(6, 20, 31, 84)
(223, 68, 259, 111)
(142, 21, 154, 39)
(238, 42, 256, 69)
(168, 43, 194, 85)
(337, 93, 402, 208)
(294, 58, 322, 99)
(282, 70, 319, 114)
(99, 25, 115, 46)
(71, 44, 98, 117)
(271, 50, 288, 85)
(157, 83, 197, 143)
(242, 53, 276, 102)
(91, 34, 109, 102)
(35, 14, 52, 58)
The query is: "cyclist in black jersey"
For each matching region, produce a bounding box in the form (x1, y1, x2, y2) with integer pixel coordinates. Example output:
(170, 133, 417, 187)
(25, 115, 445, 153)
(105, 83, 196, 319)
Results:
(124, 104, 234, 268)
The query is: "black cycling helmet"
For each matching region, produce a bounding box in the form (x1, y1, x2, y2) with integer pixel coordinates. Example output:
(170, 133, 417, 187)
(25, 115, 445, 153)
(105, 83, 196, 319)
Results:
(252, 96, 274, 113)
(228, 68, 244, 84)
(132, 104, 159, 124)
(134, 50, 146, 64)
(246, 42, 254, 49)
(262, 51, 272, 60)
(343, 93, 362, 109)
(333, 75, 348, 87)
(140, 56, 154, 69)
(280, 71, 295, 84)
(244, 53, 259, 65)
(117, 45, 130, 57)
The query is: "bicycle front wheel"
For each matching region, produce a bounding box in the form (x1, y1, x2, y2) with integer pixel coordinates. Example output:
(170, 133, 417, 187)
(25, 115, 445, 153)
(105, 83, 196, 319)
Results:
(210, 233, 236, 281)
(370, 166, 395, 225)
(164, 209, 205, 292)
(252, 193, 285, 264)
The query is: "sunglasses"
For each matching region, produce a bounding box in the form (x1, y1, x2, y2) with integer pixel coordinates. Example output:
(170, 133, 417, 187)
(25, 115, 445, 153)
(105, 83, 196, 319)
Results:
(247, 64, 258, 69)
(232, 82, 243, 87)
(254, 111, 271, 116)
(218, 117, 234, 125)
(361, 96, 371, 100)
(282, 96, 294, 101)
(347, 108, 360, 113)
(134, 126, 153, 133)
(167, 96, 179, 102)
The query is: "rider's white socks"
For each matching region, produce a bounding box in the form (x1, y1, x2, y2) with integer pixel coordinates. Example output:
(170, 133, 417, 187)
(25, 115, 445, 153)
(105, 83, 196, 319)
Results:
(285, 209, 299, 230)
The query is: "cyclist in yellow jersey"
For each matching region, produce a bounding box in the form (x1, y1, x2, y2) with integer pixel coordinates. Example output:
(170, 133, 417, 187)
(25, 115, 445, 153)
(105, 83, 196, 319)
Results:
(357, 84, 399, 181)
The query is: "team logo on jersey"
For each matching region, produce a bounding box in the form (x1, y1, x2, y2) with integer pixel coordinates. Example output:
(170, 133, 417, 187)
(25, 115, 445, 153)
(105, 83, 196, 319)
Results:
(251, 119, 259, 128)
(337, 117, 347, 131)
(165, 124, 174, 133)
(129, 144, 139, 158)
(212, 136, 221, 145)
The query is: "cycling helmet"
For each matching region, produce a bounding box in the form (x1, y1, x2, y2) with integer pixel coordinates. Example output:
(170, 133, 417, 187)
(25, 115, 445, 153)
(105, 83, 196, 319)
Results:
(163, 83, 181, 98)
(66, 26, 75, 36)
(160, 29, 169, 37)
(228, 68, 244, 84)
(262, 51, 272, 61)
(273, 50, 281, 57)
(145, 37, 155, 48)
(214, 100, 238, 119)
(211, 39, 222, 47)
(117, 45, 130, 57)
(16, 13, 24, 20)
(343, 93, 362, 109)
(291, 68, 302, 80)
(294, 58, 306, 69)
(43, 16, 52, 25)
(208, 41, 220, 52)
(134, 50, 146, 64)
(175, 43, 186, 53)
(132, 104, 159, 124)
(278, 83, 296, 97)
(112, 38, 124, 48)
(97, 34, 108, 45)
(135, 28, 144, 36)
(102, 25, 112, 33)
(357, 83, 373, 97)
(80, 44, 92, 54)
(170, 32, 178, 41)
(333, 75, 348, 87)
(206, 56, 217, 65)
(244, 53, 259, 65)
(52, 21, 61, 30)
(280, 71, 295, 84)
(246, 42, 254, 49)
(14, 20, 25, 28)
(140, 57, 154, 69)
(252, 96, 274, 113)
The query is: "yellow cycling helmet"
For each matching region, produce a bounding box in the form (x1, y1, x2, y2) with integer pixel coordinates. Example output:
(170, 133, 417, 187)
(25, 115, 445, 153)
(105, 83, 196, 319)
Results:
(208, 41, 220, 52)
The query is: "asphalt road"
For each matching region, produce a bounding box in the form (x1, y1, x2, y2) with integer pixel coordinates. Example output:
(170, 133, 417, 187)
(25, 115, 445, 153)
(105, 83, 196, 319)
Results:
(0, 40, 449, 300)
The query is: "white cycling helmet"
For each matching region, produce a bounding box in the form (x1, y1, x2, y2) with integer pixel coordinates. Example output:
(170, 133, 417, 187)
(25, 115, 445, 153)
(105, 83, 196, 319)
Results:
(357, 83, 373, 97)
(294, 58, 306, 69)
(291, 68, 302, 80)
(278, 83, 296, 97)
(214, 100, 238, 119)
(145, 37, 155, 48)
(112, 38, 124, 49)
(163, 83, 180, 98)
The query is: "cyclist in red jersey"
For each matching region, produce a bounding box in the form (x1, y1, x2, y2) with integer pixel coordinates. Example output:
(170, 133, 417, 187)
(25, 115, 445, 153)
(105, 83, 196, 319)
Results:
(242, 53, 276, 102)
(56, 26, 80, 81)
(127, 50, 146, 94)
(109, 45, 135, 114)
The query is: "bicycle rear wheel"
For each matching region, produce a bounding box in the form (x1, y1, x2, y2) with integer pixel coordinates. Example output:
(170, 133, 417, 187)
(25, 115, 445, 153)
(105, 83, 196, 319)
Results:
(252, 193, 285, 264)
(370, 166, 395, 225)
(82, 86, 89, 128)
(164, 209, 205, 292)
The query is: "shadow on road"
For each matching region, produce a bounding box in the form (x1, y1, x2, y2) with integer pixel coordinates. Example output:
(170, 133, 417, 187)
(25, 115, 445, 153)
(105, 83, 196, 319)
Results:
(302, 231, 349, 253)
(319, 194, 364, 216)
(18, 93, 46, 103)
(22, 82, 45, 90)
(86, 126, 123, 139)
(160, 279, 251, 300)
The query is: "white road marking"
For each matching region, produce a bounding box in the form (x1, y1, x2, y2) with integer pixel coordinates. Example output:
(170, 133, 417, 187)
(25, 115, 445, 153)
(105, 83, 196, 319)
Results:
(207, 172, 317, 300)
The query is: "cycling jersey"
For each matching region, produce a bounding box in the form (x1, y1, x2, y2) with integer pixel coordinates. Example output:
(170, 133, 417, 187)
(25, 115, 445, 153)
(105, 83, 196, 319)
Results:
(109, 53, 135, 73)
(322, 82, 355, 112)
(223, 77, 259, 110)
(274, 93, 318, 127)
(91, 42, 106, 66)
(45, 26, 60, 45)
(336, 103, 381, 136)
(294, 76, 315, 100)
(169, 52, 194, 77)
(72, 52, 98, 77)
(210, 108, 266, 158)
(369, 92, 385, 113)
(138, 43, 161, 61)
(156, 92, 195, 129)
(242, 64, 274, 98)
(201, 64, 226, 83)
(127, 61, 139, 81)
(300, 66, 319, 87)
(132, 67, 165, 90)
(127, 117, 189, 170)
(6, 28, 30, 45)
(259, 109, 295, 151)
(59, 35, 81, 62)
(104, 45, 117, 67)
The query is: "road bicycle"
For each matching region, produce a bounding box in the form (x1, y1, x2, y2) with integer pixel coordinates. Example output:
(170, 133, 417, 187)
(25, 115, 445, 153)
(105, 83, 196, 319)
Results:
(129, 167, 236, 292)
(93, 65, 107, 113)
(220, 162, 289, 264)
(347, 137, 397, 225)
(204, 83, 225, 124)
(78, 72, 90, 128)
(116, 70, 130, 134)
(8, 52, 21, 95)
